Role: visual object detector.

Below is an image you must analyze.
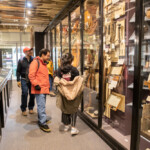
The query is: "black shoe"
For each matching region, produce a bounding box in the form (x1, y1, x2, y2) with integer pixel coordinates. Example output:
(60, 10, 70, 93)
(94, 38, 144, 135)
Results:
(39, 124, 51, 133)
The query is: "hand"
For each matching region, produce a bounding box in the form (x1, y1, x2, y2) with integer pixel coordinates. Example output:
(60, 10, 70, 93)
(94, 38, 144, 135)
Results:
(17, 81, 21, 88)
(35, 85, 41, 91)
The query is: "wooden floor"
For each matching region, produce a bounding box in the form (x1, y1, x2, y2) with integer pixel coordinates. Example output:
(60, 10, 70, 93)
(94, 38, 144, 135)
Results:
(0, 82, 111, 150)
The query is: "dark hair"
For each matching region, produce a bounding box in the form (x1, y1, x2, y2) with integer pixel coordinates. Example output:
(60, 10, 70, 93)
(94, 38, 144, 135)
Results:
(39, 49, 50, 57)
(60, 53, 74, 72)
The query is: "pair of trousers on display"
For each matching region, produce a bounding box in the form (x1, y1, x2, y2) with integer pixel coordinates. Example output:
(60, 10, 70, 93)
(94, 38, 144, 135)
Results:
(62, 112, 77, 127)
(21, 79, 35, 112)
(35, 94, 47, 125)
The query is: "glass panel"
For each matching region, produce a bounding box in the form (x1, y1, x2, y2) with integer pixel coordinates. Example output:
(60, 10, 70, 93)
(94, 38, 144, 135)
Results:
(140, 0, 150, 149)
(48, 31, 50, 50)
(71, 7, 81, 72)
(52, 29, 56, 70)
(83, 0, 100, 125)
(62, 17, 69, 54)
(102, 0, 135, 149)
(56, 24, 61, 69)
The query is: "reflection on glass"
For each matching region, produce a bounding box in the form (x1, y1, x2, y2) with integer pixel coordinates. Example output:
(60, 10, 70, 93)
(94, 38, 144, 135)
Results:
(0, 32, 31, 80)
(102, 0, 135, 149)
(52, 29, 56, 70)
(140, 1, 150, 149)
(48, 31, 50, 50)
(83, 0, 100, 125)
(71, 7, 81, 72)
(62, 17, 69, 54)
(56, 24, 61, 69)
(1, 49, 13, 69)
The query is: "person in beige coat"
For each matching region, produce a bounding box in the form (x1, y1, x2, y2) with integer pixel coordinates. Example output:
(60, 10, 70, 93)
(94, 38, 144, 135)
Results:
(54, 53, 83, 135)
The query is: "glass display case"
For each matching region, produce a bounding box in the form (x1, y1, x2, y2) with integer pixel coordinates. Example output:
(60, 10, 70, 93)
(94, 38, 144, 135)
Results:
(140, 0, 150, 149)
(0, 68, 11, 88)
(52, 29, 56, 70)
(71, 7, 81, 71)
(0, 49, 13, 69)
(102, 0, 135, 149)
(45, 0, 150, 149)
(83, 0, 100, 125)
(0, 68, 12, 129)
(56, 24, 61, 69)
(62, 17, 69, 54)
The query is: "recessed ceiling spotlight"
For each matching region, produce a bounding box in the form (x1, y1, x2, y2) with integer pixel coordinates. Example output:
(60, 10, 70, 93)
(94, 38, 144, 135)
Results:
(24, 24, 27, 28)
(27, 10, 31, 15)
(27, 1, 32, 8)
(25, 18, 28, 21)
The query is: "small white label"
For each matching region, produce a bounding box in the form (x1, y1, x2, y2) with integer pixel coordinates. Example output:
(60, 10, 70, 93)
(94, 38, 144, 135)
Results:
(90, 45, 93, 49)
(112, 44, 115, 49)
(115, 14, 120, 19)
(112, 0, 119, 4)
(146, 96, 150, 102)
(118, 59, 125, 65)
(104, 37, 106, 42)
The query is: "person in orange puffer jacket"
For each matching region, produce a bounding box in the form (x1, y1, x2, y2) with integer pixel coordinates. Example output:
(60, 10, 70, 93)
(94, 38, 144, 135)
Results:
(28, 48, 51, 133)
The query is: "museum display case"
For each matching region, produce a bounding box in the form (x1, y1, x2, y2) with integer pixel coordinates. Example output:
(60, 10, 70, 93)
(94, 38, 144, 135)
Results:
(139, 0, 150, 149)
(0, 68, 12, 132)
(52, 29, 56, 70)
(71, 7, 81, 71)
(82, 0, 100, 125)
(56, 24, 61, 69)
(62, 17, 69, 54)
(44, 0, 150, 149)
(101, 0, 135, 149)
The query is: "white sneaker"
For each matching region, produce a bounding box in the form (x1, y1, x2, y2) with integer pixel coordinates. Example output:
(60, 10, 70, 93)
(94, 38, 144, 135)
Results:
(71, 127, 79, 135)
(64, 125, 70, 132)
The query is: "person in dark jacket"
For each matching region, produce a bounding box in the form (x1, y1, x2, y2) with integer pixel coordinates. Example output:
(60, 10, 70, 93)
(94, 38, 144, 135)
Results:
(56, 53, 80, 135)
(16, 47, 35, 116)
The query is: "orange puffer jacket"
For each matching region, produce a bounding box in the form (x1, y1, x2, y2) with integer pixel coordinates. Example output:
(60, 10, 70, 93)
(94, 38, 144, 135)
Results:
(28, 56, 50, 94)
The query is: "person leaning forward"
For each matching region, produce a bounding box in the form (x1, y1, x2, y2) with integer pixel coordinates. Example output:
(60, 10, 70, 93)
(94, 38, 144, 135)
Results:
(28, 49, 51, 133)
(16, 47, 35, 116)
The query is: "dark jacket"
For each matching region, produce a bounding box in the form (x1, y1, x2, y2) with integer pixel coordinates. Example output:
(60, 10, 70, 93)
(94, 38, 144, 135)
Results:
(16, 56, 33, 82)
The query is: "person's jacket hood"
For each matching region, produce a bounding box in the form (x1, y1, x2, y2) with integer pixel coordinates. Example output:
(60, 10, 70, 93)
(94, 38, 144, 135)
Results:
(54, 76, 84, 100)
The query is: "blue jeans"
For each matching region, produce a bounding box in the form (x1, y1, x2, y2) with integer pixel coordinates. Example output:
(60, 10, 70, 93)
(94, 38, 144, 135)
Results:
(49, 75, 53, 91)
(35, 94, 47, 125)
(21, 79, 35, 112)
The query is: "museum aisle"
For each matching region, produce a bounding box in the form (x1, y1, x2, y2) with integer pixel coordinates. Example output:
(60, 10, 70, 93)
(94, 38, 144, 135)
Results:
(0, 81, 111, 150)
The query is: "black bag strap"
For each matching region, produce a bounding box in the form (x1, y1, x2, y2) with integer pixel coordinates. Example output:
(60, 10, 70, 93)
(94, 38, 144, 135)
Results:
(35, 59, 40, 72)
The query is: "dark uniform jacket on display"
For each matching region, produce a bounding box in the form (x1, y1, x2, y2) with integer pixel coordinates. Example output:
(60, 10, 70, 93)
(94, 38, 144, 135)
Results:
(16, 56, 33, 82)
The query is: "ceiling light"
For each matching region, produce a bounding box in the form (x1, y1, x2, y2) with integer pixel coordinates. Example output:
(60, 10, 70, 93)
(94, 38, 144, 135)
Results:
(25, 18, 28, 21)
(24, 24, 27, 28)
(27, 2, 32, 8)
(27, 10, 31, 15)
